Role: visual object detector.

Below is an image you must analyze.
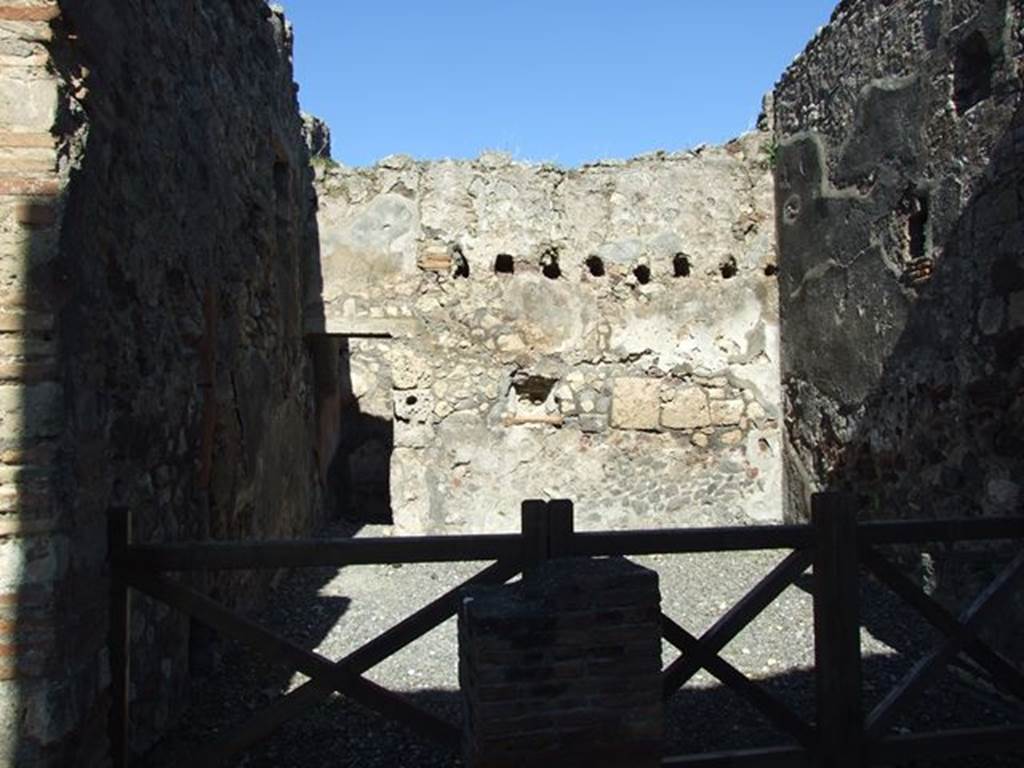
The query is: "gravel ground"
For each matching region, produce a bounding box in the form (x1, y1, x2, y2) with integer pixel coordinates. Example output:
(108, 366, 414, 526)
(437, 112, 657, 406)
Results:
(146, 519, 1024, 767)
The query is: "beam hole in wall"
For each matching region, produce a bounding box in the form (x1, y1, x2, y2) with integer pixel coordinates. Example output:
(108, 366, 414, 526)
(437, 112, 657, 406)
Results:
(719, 256, 738, 279)
(494, 254, 514, 274)
(904, 188, 929, 260)
(540, 248, 561, 279)
(405, 395, 418, 406)
(764, 263, 778, 277)
(673, 253, 691, 277)
(633, 264, 652, 284)
(586, 255, 605, 277)
(452, 245, 470, 279)
(511, 374, 557, 404)
(953, 31, 993, 114)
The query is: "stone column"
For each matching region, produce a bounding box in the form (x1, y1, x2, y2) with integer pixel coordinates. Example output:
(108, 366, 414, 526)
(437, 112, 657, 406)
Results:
(459, 556, 663, 768)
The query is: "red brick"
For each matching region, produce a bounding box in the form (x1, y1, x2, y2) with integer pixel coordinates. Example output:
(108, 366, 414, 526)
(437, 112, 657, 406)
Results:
(0, 132, 54, 148)
(4, 155, 54, 174)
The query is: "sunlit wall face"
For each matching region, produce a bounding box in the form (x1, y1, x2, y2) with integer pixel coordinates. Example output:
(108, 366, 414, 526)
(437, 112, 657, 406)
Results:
(0, 2, 69, 764)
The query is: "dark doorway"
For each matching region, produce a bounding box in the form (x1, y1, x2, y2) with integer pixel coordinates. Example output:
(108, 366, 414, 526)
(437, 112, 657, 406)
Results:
(329, 337, 394, 524)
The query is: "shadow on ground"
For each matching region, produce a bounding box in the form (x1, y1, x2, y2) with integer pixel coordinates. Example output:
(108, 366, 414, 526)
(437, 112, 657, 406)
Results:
(144, 547, 1024, 768)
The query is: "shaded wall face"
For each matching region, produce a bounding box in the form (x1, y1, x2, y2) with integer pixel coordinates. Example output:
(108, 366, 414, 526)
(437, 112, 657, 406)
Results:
(313, 134, 783, 533)
(774, 0, 1022, 520)
(1, 0, 324, 764)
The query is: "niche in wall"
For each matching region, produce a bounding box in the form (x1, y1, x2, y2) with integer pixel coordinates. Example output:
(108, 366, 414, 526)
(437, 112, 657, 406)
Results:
(452, 245, 470, 279)
(494, 253, 514, 274)
(673, 253, 691, 277)
(540, 248, 561, 279)
(953, 31, 993, 114)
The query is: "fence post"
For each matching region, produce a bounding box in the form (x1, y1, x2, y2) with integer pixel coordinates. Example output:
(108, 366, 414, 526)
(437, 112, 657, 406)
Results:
(812, 492, 863, 768)
(547, 499, 574, 559)
(108, 506, 132, 768)
(521, 500, 550, 572)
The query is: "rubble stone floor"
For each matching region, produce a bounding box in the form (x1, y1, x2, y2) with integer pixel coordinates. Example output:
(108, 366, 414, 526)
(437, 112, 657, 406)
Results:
(149, 519, 1023, 767)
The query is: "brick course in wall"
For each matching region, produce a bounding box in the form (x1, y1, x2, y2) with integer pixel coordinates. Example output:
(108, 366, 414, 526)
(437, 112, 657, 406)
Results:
(459, 557, 663, 768)
(0, 1, 329, 764)
(0, 0, 78, 761)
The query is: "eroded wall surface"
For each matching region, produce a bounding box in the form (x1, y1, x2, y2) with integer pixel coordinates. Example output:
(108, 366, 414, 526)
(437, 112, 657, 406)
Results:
(0, 1, 324, 763)
(774, 0, 1023, 659)
(312, 132, 783, 534)
(774, 0, 1023, 519)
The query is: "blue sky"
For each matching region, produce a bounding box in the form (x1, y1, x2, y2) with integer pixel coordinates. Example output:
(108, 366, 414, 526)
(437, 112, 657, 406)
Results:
(280, 2, 837, 167)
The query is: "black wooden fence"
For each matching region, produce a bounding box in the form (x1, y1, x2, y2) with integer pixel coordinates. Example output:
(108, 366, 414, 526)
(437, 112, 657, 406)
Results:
(108, 493, 1024, 767)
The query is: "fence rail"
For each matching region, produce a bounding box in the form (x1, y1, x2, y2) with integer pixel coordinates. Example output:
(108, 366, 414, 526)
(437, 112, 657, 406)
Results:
(108, 494, 1024, 767)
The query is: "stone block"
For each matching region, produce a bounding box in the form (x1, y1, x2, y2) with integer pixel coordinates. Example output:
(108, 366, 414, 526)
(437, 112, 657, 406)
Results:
(578, 413, 607, 433)
(393, 422, 433, 449)
(661, 387, 710, 430)
(0, 73, 56, 132)
(390, 349, 431, 390)
(393, 388, 433, 424)
(710, 398, 745, 425)
(0, 7, 61, 23)
(746, 401, 767, 421)
(390, 448, 430, 535)
(719, 429, 744, 446)
(610, 377, 660, 430)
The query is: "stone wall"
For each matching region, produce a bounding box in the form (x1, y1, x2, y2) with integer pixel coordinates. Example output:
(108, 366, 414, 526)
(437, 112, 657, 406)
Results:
(774, 0, 1022, 517)
(312, 132, 783, 533)
(774, 0, 1022, 639)
(0, 1, 325, 764)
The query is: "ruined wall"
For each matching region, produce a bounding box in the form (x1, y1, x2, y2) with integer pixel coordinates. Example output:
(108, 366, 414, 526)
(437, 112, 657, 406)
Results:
(774, 0, 1022, 519)
(774, 0, 1023, 656)
(0, 1, 325, 764)
(312, 131, 782, 534)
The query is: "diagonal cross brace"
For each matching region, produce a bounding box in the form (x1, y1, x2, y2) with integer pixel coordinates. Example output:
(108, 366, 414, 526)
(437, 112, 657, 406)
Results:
(862, 546, 1024, 704)
(191, 558, 522, 765)
(661, 613, 815, 747)
(124, 568, 462, 749)
(663, 548, 813, 695)
(865, 549, 1024, 739)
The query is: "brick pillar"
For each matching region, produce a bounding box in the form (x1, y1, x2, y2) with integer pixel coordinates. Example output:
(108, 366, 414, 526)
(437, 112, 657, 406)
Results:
(0, 2, 99, 765)
(459, 557, 663, 768)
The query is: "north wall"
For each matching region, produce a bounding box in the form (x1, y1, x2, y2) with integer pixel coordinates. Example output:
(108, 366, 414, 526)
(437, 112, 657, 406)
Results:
(313, 132, 784, 533)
